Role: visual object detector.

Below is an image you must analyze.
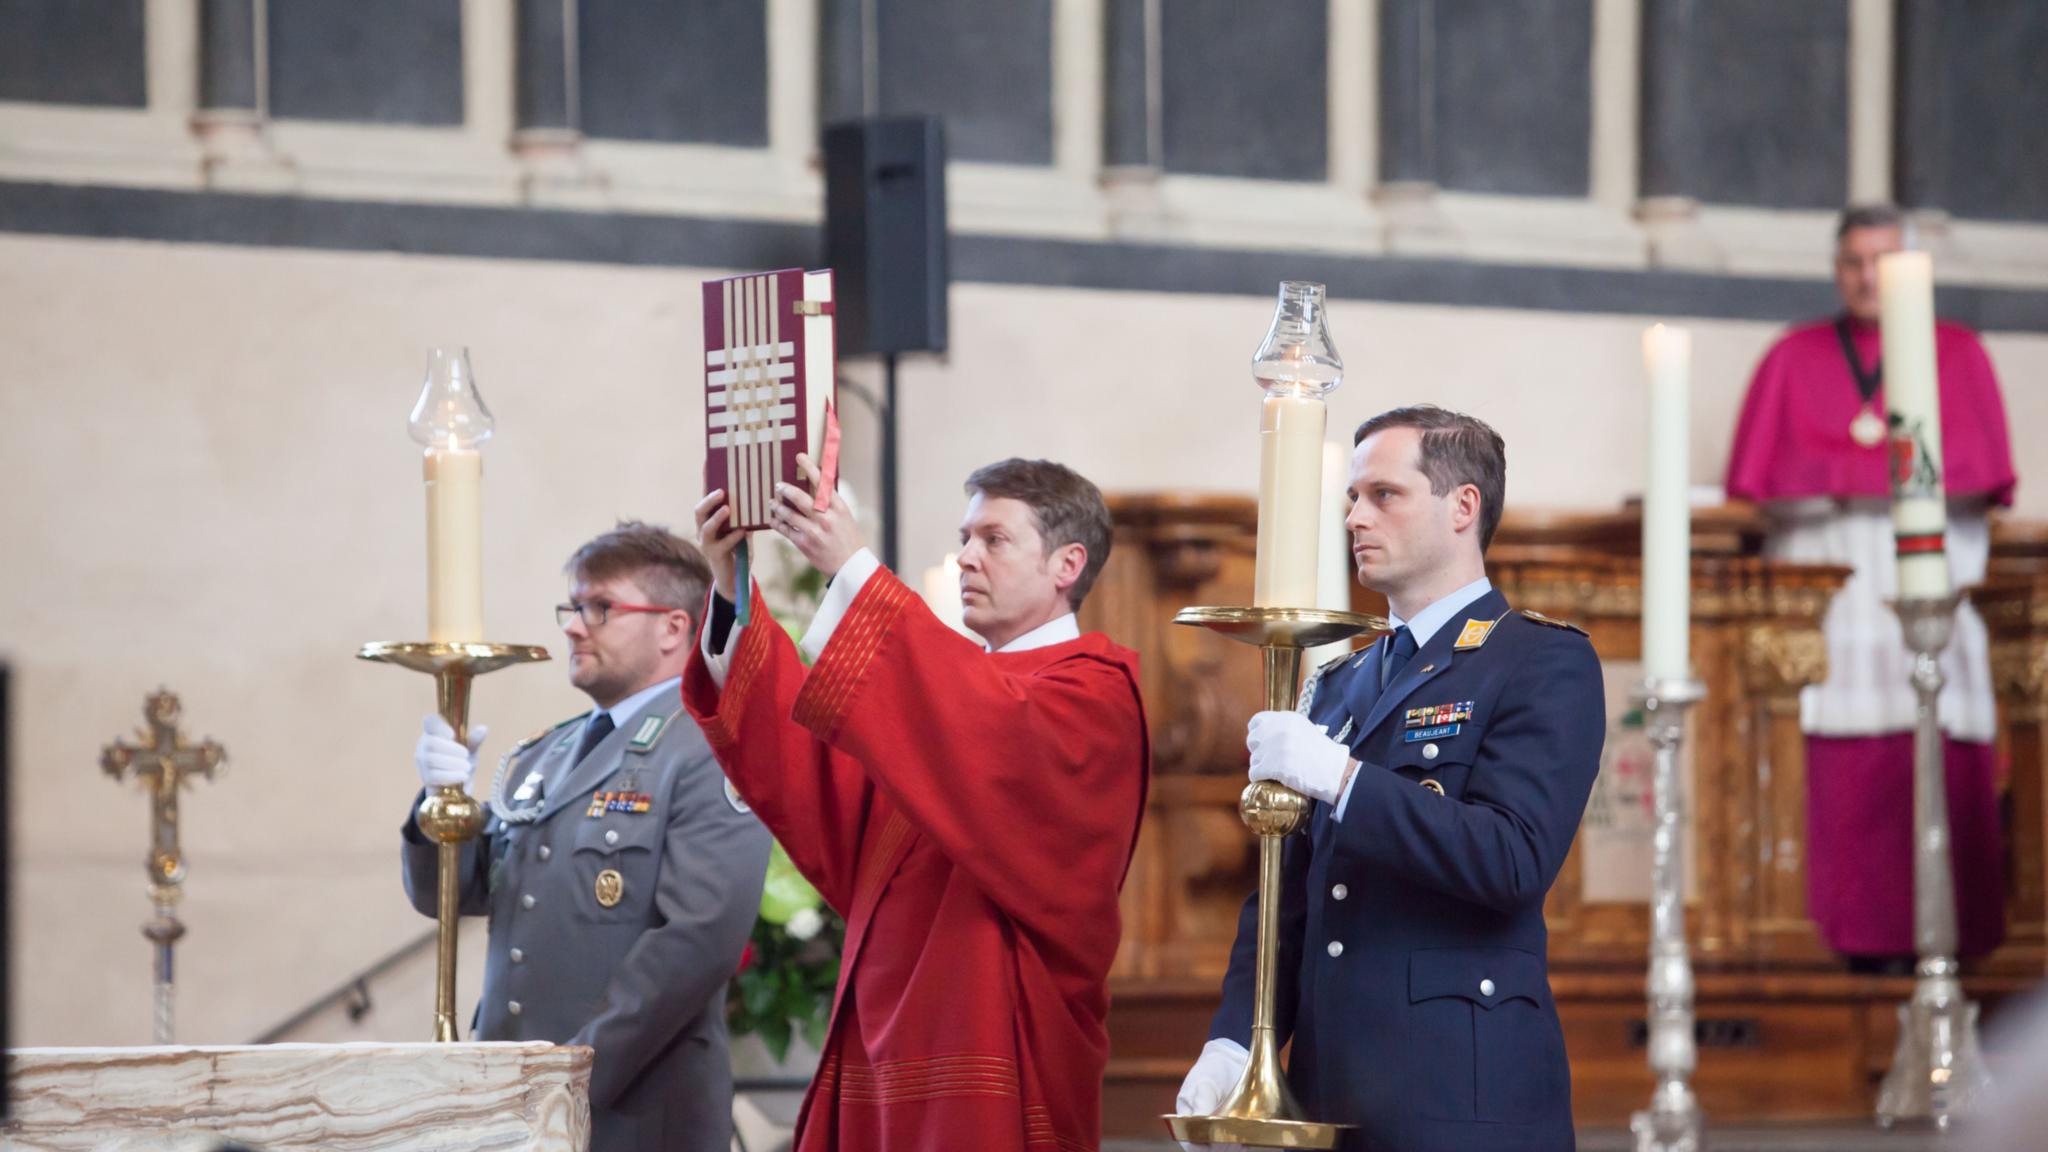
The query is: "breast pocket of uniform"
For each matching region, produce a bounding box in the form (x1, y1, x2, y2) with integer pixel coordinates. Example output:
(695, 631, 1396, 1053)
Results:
(569, 811, 663, 924)
(1386, 736, 1475, 799)
(1406, 947, 1560, 1123)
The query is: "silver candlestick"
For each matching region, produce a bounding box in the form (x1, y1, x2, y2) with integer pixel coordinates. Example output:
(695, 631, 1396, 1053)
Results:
(1876, 593, 1992, 1128)
(1632, 677, 1706, 1152)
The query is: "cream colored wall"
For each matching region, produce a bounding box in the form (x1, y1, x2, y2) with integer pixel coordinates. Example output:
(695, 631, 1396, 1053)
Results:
(4, 232, 2044, 1045)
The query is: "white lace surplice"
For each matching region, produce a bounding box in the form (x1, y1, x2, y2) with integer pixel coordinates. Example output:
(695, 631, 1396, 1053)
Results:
(1762, 497, 1996, 742)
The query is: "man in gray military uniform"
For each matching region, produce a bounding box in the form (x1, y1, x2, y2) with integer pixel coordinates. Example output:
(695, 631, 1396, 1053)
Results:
(402, 520, 769, 1152)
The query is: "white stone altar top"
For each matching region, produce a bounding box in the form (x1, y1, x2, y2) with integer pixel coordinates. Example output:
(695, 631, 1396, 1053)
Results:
(3, 1041, 590, 1151)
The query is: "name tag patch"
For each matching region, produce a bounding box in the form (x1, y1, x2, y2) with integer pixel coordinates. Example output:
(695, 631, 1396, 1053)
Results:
(1405, 724, 1462, 742)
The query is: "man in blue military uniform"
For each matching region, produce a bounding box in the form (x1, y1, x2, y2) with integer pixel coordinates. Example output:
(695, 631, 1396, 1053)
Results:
(1177, 406, 1605, 1152)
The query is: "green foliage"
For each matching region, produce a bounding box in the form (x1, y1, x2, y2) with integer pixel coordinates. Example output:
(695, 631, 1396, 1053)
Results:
(726, 841, 842, 1062)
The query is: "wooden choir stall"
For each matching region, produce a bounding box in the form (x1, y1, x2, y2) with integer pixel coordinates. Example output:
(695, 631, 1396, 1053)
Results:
(1081, 494, 2048, 1135)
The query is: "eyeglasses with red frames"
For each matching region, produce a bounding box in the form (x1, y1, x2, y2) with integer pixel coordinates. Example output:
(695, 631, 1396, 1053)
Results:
(555, 600, 685, 628)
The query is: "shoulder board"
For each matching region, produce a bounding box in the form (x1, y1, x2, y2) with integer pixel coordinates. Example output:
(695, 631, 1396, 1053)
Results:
(1296, 650, 1353, 716)
(510, 712, 588, 757)
(1520, 609, 1588, 635)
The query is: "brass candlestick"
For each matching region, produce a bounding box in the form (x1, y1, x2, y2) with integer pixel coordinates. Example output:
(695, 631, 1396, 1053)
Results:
(359, 640, 549, 1041)
(1165, 604, 1383, 1150)
(101, 690, 225, 1045)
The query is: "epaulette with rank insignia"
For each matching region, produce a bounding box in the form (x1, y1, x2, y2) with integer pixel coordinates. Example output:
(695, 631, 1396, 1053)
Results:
(1520, 609, 1588, 635)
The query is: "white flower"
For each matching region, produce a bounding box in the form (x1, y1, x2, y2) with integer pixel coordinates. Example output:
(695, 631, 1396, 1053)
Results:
(787, 907, 823, 941)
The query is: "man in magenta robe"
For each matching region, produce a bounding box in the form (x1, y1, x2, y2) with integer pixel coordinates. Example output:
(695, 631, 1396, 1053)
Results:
(1725, 203, 2017, 967)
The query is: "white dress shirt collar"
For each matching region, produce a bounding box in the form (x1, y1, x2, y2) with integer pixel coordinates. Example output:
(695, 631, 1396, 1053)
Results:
(1386, 576, 1496, 649)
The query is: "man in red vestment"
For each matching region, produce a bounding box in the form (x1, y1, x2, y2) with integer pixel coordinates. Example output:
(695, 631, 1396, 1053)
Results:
(685, 456, 1149, 1151)
(1725, 203, 2018, 966)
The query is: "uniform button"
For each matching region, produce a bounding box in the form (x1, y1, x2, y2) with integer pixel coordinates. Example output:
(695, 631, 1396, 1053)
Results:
(1331, 884, 1349, 901)
(1327, 941, 1344, 958)
(1479, 978, 1496, 997)
(507, 1000, 522, 1016)
(1423, 743, 1440, 760)
(521, 894, 535, 909)
(604, 829, 619, 846)
(537, 845, 551, 861)
(509, 948, 524, 964)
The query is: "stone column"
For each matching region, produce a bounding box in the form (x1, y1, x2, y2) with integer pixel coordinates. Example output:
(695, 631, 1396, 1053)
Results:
(1374, 0, 1455, 253)
(1636, 0, 1720, 267)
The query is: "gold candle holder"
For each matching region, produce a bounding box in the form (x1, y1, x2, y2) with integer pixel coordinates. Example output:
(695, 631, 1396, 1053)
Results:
(359, 640, 549, 1041)
(1165, 605, 1383, 1150)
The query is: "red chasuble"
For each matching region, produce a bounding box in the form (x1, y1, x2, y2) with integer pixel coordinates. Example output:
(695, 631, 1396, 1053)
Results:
(682, 571, 1149, 1151)
(1725, 316, 2015, 505)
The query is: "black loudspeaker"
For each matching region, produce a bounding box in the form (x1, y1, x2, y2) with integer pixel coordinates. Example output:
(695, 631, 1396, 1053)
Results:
(823, 116, 949, 356)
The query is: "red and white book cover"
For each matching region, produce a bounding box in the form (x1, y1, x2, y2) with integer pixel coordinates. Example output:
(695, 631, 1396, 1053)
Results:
(703, 268, 836, 530)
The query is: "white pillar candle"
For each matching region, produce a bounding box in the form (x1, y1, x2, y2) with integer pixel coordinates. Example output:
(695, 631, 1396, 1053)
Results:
(424, 446, 484, 643)
(1641, 323, 1692, 681)
(921, 552, 969, 635)
(1253, 389, 1327, 609)
(1306, 439, 1357, 666)
(1879, 251, 1951, 600)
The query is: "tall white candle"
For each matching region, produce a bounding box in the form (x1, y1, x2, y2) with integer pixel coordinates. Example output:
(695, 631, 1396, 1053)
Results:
(1641, 324, 1692, 681)
(1253, 389, 1327, 608)
(1879, 251, 1950, 599)
(425, 446, 484, 642)
(920, 552, 969, 636)
(1306, 440, 1356, 666)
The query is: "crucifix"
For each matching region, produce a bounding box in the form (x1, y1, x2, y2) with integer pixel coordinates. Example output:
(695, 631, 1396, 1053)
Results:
(101, 689, 225, 1044)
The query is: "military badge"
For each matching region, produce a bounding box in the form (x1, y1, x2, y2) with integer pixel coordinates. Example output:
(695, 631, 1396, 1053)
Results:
(1453, 618, 1497, 650)
(627, 711, 672, 752)
(586, 791, 653, 818)
(1405, 700, 1475, 729)
(594, 868, 624, 908)
(724, 777, 752, 815)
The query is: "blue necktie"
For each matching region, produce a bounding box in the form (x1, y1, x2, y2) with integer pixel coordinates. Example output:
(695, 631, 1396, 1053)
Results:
(570, 712, 615, 769)
(1381, 625, 1418, 692)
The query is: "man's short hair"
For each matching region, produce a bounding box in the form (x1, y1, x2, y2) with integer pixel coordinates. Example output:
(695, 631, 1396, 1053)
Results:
(565, 520, 713, 633)
(963, 459, 1114, 610)
(1353, 405, 1508, 553)
(1837, 202, 1909, 241)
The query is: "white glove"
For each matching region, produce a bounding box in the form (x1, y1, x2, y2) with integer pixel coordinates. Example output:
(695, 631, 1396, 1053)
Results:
(415, 714, 488, 791)
(1174, 1038, 1249, 1152)
(1247, 710, 1353, 805)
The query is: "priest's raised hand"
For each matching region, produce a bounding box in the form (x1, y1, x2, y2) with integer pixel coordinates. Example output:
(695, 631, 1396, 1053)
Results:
(768, 452, 861, 577)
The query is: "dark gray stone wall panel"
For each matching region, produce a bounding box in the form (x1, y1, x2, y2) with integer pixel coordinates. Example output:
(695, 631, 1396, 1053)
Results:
(1432, 0, 1591, 196)
(1896, 0, 2048, 222)
(1641, 0, 1848, 208)
(876, 0, 1053, 165)
(577, 0, 768, 145)
(1161, 0, 1327, 180)
(0, 0, 147, 108)
(267, 0, 465, 125)
(16, 179, 2048, 332)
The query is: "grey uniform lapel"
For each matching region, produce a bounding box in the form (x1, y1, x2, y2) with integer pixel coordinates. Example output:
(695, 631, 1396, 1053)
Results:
(535, 695, 674, 821)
